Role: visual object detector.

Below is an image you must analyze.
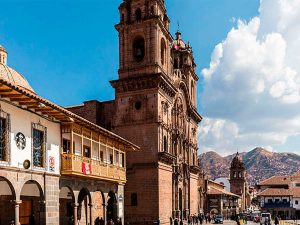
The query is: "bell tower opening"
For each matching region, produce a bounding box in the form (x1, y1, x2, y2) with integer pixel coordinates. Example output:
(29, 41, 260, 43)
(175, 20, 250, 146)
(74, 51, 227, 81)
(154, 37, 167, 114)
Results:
(115, 0, 172, 79)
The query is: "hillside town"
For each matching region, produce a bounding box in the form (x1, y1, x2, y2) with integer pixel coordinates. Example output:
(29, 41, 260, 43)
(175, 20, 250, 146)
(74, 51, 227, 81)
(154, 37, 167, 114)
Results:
(0, 0, 300, 225)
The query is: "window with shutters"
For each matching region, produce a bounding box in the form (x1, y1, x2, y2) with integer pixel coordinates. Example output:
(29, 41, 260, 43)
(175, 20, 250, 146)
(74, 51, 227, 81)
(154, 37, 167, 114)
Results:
(0, 109, 9, 162)
(32, 123, 47, 168)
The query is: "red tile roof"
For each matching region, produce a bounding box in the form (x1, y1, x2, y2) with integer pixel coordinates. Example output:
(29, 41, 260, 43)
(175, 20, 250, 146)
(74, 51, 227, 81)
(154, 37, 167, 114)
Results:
(207, 187, 240, 198)
(257, 188, 293, 197)
(257, 175, 291, 186)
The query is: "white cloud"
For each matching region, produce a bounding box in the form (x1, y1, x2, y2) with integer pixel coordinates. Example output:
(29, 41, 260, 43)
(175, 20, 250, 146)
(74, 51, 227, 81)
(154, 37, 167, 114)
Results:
(200, 0, 300, 155)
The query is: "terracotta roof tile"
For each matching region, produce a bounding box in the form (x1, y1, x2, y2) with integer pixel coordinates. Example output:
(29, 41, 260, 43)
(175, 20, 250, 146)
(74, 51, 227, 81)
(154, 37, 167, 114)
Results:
(257, 175, 291, 186)
(207, 187, 240, 198)
(257, 188, 293, 197)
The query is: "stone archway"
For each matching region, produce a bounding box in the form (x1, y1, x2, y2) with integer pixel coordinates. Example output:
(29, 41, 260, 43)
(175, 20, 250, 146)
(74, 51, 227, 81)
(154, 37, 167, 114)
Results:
(0, 176, 16, 225)
(20, 180, 45, 225)
(78, 188, 92, 225)
(107, 191, 117, 223)
(92, 191, 105, 225)
(59, 186, 75, 225)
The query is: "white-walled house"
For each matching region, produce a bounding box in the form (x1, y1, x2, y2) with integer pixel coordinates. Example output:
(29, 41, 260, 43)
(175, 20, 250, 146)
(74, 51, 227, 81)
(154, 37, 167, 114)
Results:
(0, 45, 139, 225)
(257, 172, 300, 220)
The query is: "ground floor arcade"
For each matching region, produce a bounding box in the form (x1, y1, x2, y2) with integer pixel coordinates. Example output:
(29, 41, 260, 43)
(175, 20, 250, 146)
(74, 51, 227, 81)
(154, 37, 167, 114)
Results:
(0, 169, 124, 225)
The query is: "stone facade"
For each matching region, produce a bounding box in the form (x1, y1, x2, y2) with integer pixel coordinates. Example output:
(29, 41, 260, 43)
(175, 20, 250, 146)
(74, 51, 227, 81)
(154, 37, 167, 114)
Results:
(67, 0, 204, 224)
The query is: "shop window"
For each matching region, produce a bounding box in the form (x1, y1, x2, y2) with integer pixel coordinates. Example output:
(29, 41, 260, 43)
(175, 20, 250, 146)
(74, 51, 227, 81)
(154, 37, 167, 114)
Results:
(32, 123, 46, 168)
(0, 111, 9, 162)
(131, 193, 138, 206)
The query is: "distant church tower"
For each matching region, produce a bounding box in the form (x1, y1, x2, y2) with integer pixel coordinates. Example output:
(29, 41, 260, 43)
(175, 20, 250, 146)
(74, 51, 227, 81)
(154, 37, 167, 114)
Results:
(229, 153, 248, 211)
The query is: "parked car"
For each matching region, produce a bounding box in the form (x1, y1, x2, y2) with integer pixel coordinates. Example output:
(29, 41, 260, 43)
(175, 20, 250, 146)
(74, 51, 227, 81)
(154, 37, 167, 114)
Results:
(214, 215, 224, 224)
(260, 213, 272, 225)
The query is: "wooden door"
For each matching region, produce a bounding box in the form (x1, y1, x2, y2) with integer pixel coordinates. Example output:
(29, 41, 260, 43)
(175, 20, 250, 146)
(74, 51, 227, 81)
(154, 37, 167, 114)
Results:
(20, 200, 32, 225)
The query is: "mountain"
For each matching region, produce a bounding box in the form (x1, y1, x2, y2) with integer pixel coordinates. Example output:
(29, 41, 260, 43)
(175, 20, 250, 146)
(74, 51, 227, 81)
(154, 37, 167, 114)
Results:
(199, 147, 300, 186)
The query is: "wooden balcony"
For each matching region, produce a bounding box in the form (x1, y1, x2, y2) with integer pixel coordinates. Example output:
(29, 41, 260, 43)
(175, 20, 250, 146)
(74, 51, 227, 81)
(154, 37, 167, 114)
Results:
(61, 154, 126, 183)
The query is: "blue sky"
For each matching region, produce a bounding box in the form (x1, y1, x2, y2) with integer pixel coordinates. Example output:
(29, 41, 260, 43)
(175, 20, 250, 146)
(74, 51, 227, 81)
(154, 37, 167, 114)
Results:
(5, 0, 300, 155)
(0, 0, 259, 107)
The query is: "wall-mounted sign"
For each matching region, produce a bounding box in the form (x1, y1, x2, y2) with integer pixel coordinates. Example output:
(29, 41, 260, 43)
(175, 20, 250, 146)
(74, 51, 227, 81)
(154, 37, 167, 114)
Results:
(23, 160, 30, 169)
(15, 132, 26, 150)
(49, 156, 55, 172)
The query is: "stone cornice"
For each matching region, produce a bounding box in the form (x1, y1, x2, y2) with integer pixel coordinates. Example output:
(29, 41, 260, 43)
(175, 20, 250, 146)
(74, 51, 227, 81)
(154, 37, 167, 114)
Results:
(158, 151, 176, 165)
(110, 73, 177, 98)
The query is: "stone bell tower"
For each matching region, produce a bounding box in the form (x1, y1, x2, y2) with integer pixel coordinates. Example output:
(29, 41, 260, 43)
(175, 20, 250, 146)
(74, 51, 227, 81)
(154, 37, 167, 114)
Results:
(229, 152, 248, 211)
(110, 1, 202, 224)
(115, 0, 173, 79)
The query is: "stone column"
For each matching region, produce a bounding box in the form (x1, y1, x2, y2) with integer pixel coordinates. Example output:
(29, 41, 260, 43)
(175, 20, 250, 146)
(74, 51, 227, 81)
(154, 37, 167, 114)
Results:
(73, 203, 78, 225)
(102, 203, 107, 225)
(89, 203, 93, 225)
(14, 200, 22, 225)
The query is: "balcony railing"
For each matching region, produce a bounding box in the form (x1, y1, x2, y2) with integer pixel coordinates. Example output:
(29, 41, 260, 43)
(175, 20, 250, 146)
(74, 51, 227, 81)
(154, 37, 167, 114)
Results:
(61, 154, 126, 182)
(262, 202, 292, 208)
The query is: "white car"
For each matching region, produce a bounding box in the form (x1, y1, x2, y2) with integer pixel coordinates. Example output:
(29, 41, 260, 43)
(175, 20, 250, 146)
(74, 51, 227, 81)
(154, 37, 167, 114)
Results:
(260, 213, 272, 225)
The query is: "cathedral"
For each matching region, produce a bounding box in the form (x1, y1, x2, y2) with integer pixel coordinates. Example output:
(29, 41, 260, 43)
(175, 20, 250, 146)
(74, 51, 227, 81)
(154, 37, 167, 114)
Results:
(68, 0, 203, 224)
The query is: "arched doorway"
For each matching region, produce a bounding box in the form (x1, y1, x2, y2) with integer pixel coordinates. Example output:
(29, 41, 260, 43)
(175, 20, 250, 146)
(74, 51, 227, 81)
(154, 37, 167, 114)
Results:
(107, 191, 117, 223)
(92, 191, 105, 225)
(78, 188, 92, 225)
(59, 187, 75, 225)
(0, 176, 16, 224)
(20, 180, 45, 225)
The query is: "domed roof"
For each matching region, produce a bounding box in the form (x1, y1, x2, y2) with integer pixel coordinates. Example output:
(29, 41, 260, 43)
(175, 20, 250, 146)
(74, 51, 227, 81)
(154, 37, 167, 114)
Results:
(172, 31, 188, 50)
(0, 46, 35, 93)
(231, 152, 245, 169)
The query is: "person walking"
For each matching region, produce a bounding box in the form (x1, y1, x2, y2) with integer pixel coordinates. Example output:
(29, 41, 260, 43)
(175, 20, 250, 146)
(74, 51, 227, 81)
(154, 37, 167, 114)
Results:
(274, 215, 279, 225)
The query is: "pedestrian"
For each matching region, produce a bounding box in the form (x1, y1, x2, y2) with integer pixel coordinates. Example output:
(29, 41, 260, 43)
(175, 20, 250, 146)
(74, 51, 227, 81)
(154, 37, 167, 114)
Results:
(174, 218, 179, 225)
(100, 217, 105, 225)
(274, 215, 279, 225)
(117, 218, 122, 225)
(205, 214, 208, 224)
(199, 215, 203, 225)
(9, 220, 14, 225)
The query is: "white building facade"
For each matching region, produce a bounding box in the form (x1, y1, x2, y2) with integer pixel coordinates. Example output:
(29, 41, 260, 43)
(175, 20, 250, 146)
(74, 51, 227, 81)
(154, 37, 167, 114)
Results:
(0, 45, 138, 225)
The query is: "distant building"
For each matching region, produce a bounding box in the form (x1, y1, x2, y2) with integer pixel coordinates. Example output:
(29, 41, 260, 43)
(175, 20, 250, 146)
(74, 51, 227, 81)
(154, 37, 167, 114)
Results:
(229, 152, 251, 211)
(205, 180, 240, 218)
(257, 170, 300, 219)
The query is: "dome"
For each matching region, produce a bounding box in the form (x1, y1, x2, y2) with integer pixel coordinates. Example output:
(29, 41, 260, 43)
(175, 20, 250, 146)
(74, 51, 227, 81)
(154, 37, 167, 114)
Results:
(172, 31, 187, 50)
(231, 152, 245, 169)
(0, 46, 35, 93)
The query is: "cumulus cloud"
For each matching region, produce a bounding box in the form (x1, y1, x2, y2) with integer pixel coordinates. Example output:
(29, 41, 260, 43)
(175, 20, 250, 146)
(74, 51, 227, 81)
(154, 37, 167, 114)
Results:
(200, 0, 300, 155)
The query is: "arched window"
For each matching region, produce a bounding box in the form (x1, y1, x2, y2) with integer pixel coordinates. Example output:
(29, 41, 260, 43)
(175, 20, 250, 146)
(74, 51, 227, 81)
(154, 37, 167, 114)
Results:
(161, 38, 166, 65)
(133, 37, 145, 62)
(131, 193, 138, 206)
(163, 136, 168, 152)
(135, 8, 142, 21)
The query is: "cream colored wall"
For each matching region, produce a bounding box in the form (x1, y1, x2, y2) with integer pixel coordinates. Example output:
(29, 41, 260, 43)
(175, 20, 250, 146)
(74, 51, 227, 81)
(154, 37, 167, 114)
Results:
(0, 100, 60, 174)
